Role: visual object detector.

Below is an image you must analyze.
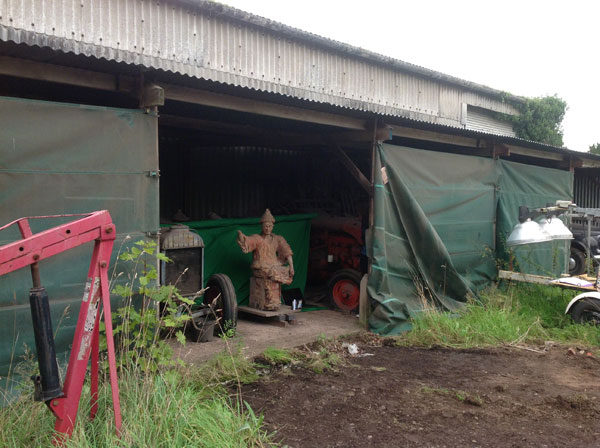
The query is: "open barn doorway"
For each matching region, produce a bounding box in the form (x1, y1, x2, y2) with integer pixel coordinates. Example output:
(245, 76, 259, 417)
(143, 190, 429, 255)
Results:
(157, 103, 372, 315)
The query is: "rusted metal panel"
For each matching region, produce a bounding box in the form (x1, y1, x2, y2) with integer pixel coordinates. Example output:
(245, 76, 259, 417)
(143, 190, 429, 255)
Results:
(0, 0, 519, 128)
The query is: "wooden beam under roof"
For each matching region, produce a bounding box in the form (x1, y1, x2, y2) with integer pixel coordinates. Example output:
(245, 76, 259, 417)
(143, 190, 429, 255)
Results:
(0, 55, 135, 92)
(161, 83, 367, 131)
(389, 124, 481, 148)
(324, 139, 372, 195)
(3, 54, 598, 167)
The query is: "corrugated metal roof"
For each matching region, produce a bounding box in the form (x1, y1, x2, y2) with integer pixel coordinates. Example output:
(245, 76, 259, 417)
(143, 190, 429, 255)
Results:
(0, 0, 520, 130)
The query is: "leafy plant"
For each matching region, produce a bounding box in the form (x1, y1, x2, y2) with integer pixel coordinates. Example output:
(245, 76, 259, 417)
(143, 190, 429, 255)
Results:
(511, 95, 567, 147)
(589, 143, 600, 155)
(105, 240, 194, 372)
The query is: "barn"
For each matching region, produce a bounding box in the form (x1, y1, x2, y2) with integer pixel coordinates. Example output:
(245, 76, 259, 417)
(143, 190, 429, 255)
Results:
(1, 0, 599, 377)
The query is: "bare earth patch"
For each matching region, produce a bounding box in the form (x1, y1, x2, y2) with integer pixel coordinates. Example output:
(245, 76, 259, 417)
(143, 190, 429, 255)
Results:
(242, 338, 600, 448)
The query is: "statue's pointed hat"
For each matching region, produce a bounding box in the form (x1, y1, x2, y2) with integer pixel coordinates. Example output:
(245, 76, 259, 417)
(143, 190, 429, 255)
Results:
(260, 208, 275, 223)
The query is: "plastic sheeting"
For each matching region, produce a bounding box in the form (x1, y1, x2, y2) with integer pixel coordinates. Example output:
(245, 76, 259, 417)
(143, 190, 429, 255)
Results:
(182, 214, 316, 306)
(368, 144, 573, 335)
(0, 96, 159, 379)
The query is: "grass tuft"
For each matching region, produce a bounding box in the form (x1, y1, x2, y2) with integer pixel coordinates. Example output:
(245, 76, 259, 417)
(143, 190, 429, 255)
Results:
(195, 344, 260, 386)
(260, 347, 295, 366)
(1, 350, 272, 447)
(398, 283, 600, 350)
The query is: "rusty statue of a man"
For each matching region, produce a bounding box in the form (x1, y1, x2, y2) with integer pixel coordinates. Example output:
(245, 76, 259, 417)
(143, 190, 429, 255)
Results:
(237, 209, 294, 311)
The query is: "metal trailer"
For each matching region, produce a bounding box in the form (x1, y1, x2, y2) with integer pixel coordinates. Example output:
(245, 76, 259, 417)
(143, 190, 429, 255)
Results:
(498, 270, 600, 325)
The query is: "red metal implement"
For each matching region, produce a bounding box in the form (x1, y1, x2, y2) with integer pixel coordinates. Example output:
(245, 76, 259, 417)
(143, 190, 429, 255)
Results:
(0, 211, 121, 444)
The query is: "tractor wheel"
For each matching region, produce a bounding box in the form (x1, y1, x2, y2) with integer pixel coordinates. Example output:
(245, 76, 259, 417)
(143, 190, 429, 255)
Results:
(203, 274, 237, 334)
(328, 269, 362, 312)
(568, 298, 600, 325)
(569, 247, 586, 276)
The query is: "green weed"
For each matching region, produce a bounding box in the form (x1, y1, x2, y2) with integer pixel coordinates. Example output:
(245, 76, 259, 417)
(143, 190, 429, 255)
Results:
(260, 347, 295, 366)
(420, 386, 483, 406)
(0, 366, 274, 448)
(195, 344, 260, 386)
(399, 283, 600, 349)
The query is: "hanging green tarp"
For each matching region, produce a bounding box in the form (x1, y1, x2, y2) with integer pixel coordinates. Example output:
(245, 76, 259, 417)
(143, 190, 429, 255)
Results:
(182, 213, 316, 306)
(496, 160, 573, 276)
(0, 96, 159, 382)
(368, 144, 573, 335)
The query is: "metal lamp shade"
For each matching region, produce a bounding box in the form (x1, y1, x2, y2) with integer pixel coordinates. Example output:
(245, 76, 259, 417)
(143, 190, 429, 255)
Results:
(538, 217, 573, 240)
(506, 218, 553, 246)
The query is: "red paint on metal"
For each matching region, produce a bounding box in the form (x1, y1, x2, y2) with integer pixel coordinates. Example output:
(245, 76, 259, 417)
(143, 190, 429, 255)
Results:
(0, 211, 121, 444)
(332, 279, 360, 310)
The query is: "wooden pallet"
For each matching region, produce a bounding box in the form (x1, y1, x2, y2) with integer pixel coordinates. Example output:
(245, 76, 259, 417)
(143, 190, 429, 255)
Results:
(238, 304, 301, 327)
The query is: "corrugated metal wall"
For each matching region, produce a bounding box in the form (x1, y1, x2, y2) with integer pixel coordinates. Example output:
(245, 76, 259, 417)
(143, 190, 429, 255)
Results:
(1, 0, 518, 129)
(158, 144, 368, 222)
(574, 170, 600, 208)
(466, 106, 516, 137)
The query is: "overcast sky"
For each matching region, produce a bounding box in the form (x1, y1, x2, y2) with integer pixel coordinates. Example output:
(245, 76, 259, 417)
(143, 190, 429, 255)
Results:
(220, 0, 599, 152)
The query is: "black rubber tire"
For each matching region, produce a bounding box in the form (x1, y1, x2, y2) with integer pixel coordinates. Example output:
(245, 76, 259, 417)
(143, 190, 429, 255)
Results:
(328, 269, 362, 312)
(203, 273, 237, 334)
(568, 298, 600, 325)
(569, 247, 586, 276)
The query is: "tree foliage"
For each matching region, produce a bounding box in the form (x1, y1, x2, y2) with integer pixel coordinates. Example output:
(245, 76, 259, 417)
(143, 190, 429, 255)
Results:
(512, 95, 567, 147)
(589, 143, 600, 155)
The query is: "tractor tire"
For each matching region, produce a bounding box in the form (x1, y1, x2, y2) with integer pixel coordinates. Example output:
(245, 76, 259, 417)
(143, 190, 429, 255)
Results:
(204, 273, 237, 335)
(569, 247, 586, 276)
(328, 269, 362, 312)
(568, 298, 600, 325)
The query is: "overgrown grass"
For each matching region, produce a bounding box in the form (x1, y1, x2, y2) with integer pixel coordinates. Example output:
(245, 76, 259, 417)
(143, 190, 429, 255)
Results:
(260, 348, 295, 366)
(398, 283, 600, 350)
(257, 342, 345, 374)
(195, 343, 260, 386)
(0, 355, 274, 447)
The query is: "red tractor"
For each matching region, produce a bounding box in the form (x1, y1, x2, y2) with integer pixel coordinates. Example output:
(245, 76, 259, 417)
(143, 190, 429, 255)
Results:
(308, 216, 365, 311)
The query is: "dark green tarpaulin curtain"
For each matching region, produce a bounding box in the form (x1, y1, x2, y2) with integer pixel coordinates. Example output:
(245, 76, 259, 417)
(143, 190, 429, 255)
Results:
(0, 97, 159, 382)
(496, 160, 573, 277)
(182, 213, 316, 306)
(368, 144, 573, 335)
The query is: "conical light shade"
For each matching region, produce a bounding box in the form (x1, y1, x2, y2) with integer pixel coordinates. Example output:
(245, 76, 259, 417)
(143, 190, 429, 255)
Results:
(538, 217, 573, 240)
(507, 218, 553, 246)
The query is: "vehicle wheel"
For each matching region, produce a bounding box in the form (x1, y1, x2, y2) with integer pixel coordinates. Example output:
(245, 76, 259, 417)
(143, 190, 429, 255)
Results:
(203, 274, 237, 334)
(328, 269, 362, 311)
(569, 247, 586, 276)
(568, 298, 600, 325)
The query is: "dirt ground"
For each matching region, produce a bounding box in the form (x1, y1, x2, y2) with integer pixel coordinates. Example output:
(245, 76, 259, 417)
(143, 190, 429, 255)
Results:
(242, 337, 600, 448)
(172, 309, 362, 364)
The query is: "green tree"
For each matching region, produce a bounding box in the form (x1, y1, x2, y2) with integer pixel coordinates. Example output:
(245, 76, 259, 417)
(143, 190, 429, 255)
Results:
(512, 95, 567, 147)
(589, 143, 600, 155)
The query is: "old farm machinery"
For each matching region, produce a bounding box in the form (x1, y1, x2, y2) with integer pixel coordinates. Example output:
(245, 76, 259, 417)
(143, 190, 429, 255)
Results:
(0, 213, 238, 444)
(0, 211, 121, 443)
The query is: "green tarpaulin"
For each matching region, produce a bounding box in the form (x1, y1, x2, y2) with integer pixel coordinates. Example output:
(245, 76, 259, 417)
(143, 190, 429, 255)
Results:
(0, 97, 158, 382)
(368, 144, 573, 335)
(183, 214, 316, 305)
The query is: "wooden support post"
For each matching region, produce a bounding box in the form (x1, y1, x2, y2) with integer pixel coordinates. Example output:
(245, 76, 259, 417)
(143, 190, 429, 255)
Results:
(359, 120, 379, 329)
(325, 139, 372, 195)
